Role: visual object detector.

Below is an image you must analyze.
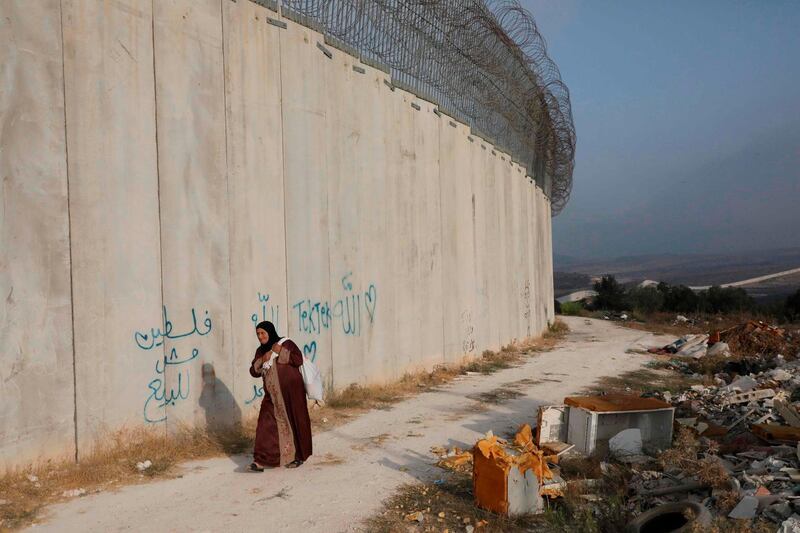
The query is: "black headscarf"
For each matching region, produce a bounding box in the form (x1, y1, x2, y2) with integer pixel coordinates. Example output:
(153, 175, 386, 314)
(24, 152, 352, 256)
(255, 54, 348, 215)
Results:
(255, 321, 282, 355)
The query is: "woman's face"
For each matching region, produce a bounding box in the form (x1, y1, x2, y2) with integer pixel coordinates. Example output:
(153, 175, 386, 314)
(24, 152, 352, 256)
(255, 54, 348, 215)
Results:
(256, 328, 268, 345)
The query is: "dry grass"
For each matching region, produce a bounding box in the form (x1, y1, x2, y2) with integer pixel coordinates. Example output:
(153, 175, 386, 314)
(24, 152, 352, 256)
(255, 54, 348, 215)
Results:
(690, 517, 775, 533)
(1, 322, 571, 531)
(362, 452, 633, 533)
(0, 424, 252, 531)
(583, 367, 705, 396)
(620, 313, 705, 337)
(361, 472, 545, 533)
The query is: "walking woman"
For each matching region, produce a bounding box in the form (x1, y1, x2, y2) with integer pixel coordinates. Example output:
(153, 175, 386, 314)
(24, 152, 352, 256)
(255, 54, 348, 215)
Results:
(249, 321, 312, 470)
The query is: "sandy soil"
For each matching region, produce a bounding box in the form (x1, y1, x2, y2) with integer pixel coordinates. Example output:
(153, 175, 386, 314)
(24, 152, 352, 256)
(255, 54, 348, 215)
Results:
(26, 317, 669, 533)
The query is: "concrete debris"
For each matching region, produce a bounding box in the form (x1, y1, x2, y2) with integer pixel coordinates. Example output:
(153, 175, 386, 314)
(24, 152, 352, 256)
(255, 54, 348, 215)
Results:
(728, 495, 759, 519)
(620, 320, 800, 526)
(779, 515, 800, 533)
(707, 341, 731, 358)
(136, 460, 153, 472)
(723, 375, 758, 393)
(609, 429, 643, 458)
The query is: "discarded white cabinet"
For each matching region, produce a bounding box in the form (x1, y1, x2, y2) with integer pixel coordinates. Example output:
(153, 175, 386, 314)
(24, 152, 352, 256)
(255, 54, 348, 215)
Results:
(536, 396, 675, 456)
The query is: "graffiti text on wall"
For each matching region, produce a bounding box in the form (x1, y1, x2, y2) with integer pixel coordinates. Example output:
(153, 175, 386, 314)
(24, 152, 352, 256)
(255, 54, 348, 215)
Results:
(251, 291, 280, 330)
(133, 307, 213, 423)
(292, 272, 377, 338)
(245, 274, 378, 406)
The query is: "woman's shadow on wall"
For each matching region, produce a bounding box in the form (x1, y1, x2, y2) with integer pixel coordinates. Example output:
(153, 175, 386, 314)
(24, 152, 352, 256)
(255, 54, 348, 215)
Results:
(198, 363, 254, 472)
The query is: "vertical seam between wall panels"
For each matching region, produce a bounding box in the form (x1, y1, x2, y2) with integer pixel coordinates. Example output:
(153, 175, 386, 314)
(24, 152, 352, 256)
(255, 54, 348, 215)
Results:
(437, 121, 446, 364)
(58, 0, 78, 463)
(278, 19, 292, 364)
(220, 0, 235, 401)
(150, 0, 168, 436)
(322, 44, 334, 389)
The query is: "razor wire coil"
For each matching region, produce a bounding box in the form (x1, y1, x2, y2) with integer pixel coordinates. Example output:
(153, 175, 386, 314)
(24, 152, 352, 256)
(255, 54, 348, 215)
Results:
(259, 0, 575, 213)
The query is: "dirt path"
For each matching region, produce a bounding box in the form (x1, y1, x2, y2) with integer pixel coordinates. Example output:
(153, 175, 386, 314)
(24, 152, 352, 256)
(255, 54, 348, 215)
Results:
(28, 317, 668, 533)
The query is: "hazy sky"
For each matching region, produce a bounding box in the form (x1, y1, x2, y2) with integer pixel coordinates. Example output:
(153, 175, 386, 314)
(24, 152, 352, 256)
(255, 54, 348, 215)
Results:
(521, 0, 800, 260)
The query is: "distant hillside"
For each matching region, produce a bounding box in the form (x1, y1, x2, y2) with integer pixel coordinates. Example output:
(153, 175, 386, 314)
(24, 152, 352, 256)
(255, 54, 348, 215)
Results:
(554, 247, 800, 300)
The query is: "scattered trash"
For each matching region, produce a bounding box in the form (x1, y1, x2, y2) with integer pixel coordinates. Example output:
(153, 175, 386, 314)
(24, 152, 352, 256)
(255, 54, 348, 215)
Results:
(728, 495, 759, 519)
(26, 474, 38, 483)
(62, 488, 87, 498)
(136, 460, 152, 472)
(779, 515, 800, 533)
(626, 501, 711, 532)
(472, 426, 555, 516)
(404, 510, 424, 523)
(537, 394, 674, 455)
(609, 428, 643, 458)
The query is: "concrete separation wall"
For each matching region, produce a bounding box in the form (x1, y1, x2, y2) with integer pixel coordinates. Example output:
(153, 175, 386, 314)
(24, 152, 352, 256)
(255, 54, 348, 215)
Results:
(0, 0, 556, 467)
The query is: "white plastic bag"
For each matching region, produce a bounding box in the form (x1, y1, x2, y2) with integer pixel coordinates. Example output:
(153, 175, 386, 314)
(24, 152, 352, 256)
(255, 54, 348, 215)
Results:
(277, 338, 324, 401)
(299, 356, 324, 401)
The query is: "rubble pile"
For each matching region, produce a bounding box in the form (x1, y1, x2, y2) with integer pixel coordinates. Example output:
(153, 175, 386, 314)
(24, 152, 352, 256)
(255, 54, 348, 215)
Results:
(426, 319, 800, 530)
(625, 320, 800, 528)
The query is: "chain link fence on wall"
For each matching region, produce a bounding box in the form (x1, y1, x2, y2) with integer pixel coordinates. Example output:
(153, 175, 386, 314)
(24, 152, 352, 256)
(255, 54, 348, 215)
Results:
(256, 0, 575, 213)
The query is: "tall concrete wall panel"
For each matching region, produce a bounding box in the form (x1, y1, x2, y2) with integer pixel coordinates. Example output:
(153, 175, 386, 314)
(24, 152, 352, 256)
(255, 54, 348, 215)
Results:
(324, 49, 395, 385)
(544, 197, 555, 323)
(353, 69, 399, 382)
(510, 166, 528, 340)
(493, 153, 511, 346)
(0, 0, 75, 466)
(1, 3, 557, 465)
(388, 90, 426, 376)
(482, 145, 502, 351)
(152, 0, 234, 430)
(440, 117, 477, 362)
(410, 97, 444, 370)
(279, 22, 334, 388)
(526, 180, 538, 334)
(469, 139, 491, 353)
(222, 0, 288, 413)
(61, 0, 165, 451)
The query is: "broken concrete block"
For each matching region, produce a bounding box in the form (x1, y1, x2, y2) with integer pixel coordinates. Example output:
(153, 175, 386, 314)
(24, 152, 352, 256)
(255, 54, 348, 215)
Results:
(724, 376, 758, 393)
(609, 428, 643, 458)
(766, 502, 794, 522)
(728, 495, 759, 519)
(771, 369, 793, 382)
(723, 389, 775, 406)
(775, 400, 800, 428)
(779, 515, 800, 533)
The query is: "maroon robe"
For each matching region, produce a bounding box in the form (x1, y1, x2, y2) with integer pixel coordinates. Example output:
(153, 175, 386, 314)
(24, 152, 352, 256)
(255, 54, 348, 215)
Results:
(249, 339, 313, 466)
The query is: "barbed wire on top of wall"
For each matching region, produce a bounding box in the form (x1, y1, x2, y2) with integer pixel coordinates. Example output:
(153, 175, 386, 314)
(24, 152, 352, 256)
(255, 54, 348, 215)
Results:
(253, 0, 575, 214)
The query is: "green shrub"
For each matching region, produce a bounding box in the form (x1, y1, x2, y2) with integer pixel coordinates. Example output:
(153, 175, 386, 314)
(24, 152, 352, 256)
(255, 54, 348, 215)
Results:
(560, 301, 584, 316)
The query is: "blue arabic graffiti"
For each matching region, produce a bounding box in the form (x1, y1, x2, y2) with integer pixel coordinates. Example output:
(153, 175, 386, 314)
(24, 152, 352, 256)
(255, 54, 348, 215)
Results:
(250, 291, 281, 330)
(244, 383, 264, 406)
(134, 306, 212, 350)
(291, 273, 377, 337)
(143, 347, 199, 423)
(133, 306, 213, 423)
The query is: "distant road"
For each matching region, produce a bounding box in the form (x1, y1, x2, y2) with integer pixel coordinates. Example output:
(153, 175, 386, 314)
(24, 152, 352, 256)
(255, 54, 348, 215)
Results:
(689, 267, 800, 291)
(557, 289, 598, 303)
